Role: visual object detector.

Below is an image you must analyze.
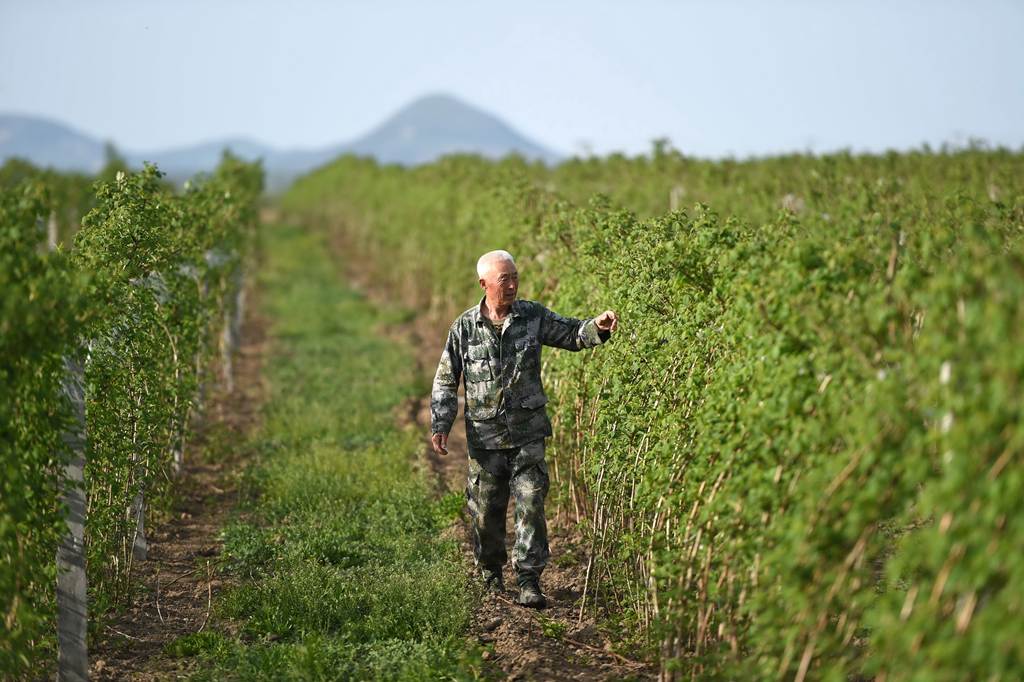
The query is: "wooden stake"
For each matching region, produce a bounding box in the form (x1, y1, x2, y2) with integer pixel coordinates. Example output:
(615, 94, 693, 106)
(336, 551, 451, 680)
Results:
(57, 355, 88, 682)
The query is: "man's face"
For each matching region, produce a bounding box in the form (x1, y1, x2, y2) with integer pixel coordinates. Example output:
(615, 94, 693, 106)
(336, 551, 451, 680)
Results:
(480, 258, 519, 305)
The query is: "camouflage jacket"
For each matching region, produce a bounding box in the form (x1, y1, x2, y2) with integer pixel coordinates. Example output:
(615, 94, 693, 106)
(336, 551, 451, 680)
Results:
(431, 297, 612, 450)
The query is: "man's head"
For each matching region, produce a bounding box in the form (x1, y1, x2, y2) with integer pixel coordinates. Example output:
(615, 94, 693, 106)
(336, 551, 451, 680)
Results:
(477, 250, 519, 305)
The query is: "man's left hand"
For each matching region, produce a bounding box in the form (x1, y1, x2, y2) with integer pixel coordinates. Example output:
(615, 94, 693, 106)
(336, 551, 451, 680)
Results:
(595, 310, 619, 332)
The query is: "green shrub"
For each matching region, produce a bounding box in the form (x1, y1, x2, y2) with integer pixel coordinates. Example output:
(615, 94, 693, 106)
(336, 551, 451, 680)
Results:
(0, 156, 262, 677)
(281, 148, 1024, 679)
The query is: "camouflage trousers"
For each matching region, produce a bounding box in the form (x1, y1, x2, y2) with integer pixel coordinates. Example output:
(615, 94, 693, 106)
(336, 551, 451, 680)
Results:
(466, 438, 550, 585)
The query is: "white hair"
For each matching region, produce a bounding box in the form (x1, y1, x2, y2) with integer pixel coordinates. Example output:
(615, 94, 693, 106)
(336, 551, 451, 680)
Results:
(476, 250, 516, 279)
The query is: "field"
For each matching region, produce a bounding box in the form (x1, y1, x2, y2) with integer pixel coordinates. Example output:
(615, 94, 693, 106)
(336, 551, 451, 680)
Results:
(3, 144, 1023, 680)
(282, 146, 1024, 679)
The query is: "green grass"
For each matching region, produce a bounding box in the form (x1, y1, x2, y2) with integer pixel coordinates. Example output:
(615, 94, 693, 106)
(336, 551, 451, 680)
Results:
(172, 223, 482, 680)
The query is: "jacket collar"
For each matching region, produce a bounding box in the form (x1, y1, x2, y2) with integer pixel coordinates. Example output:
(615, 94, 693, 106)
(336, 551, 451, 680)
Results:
(475, 296, 523, 325)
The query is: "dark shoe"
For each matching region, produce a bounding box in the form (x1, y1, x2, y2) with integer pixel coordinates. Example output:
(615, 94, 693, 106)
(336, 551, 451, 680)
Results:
(515, 580, 547, 609)
(481, 570, 504, 593)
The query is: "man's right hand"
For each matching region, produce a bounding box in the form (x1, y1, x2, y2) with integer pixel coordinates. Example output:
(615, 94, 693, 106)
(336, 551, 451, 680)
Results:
(431, 432, 449, 456)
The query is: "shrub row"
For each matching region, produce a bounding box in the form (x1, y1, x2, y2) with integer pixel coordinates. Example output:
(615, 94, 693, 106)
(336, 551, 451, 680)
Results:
(281, 149, 1024, 679)
(0, 157, 262, 676)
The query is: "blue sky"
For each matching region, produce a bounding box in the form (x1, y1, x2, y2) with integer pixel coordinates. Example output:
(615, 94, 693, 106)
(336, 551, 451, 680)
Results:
(1, 0, 1022, 157)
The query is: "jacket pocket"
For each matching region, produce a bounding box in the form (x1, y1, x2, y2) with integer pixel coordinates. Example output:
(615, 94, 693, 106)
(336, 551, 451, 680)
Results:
(464, 358, 492, 383)
(514, 337, 540, 366)
(466, 400, 499, 421)
(465, 368, 499, 420)
(514, 337, 538, 351)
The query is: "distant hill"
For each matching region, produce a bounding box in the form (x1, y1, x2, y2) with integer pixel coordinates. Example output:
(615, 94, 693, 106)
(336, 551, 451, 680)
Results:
(127, 137, 275, 178)
(0, 114, 107, 173)
(343, 93, 559, 165)
(0, 94, 560, 188)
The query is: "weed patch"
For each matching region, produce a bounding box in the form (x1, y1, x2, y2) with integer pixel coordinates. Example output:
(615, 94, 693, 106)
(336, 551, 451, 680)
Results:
(184, 224, 480, 679)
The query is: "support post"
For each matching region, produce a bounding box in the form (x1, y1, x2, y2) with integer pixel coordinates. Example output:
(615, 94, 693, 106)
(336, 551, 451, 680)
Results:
(221, 306, 233, 393)
(57, 355, 88, 682)
(47, 210, 59, 251)
(128, 489, 148, 562)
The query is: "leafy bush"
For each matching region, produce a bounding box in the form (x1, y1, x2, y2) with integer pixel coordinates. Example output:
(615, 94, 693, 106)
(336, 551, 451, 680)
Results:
(282, 148, 1024, 679)
(0, 181, 87, 672)
(0, 156, 262, 677)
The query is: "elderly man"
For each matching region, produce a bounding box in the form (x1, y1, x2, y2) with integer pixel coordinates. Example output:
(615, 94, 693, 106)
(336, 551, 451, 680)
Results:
(430, 249, 618, 608)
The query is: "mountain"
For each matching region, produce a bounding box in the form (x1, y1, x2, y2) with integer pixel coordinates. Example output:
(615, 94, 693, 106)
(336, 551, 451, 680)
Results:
(342, 93, 559, 165)
(0, 94, 560, 187)
(126, 137, 274, 178)
(0, 114, 107, 173)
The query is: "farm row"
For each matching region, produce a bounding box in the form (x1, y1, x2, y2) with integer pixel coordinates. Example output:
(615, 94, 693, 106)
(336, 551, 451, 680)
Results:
(1, 157, 262, 677)
(281, 147, 1024, 679)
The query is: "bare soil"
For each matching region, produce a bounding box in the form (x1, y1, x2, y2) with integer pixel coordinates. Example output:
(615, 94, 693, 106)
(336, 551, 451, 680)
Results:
(89, 283, 268, 681)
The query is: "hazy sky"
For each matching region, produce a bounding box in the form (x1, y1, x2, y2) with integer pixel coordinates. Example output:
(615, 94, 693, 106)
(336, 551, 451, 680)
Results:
(2, 0, 1022, 157)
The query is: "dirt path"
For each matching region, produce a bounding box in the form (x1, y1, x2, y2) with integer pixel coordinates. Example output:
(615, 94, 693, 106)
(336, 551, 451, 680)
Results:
(89, 284, 268, 681)
(319, 224, 654, 680)
(77, 218, 650, 679)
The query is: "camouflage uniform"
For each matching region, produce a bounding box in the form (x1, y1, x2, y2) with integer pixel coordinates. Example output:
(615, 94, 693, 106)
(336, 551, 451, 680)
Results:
(431, 297, 611, 584)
